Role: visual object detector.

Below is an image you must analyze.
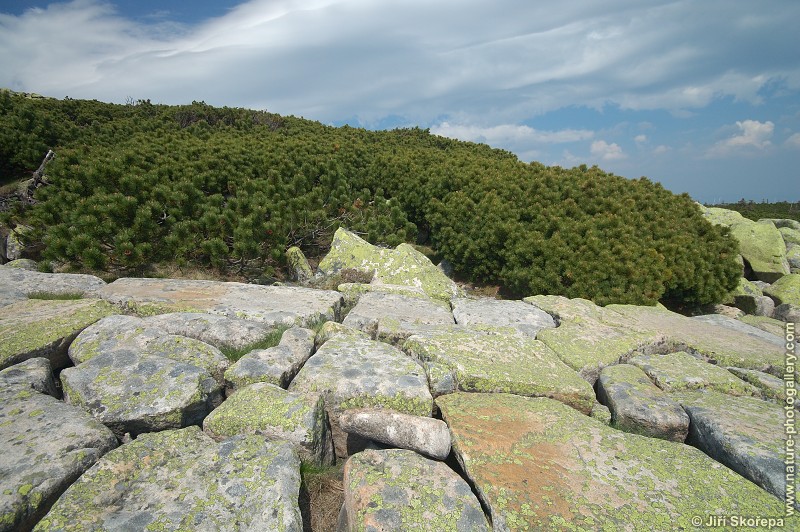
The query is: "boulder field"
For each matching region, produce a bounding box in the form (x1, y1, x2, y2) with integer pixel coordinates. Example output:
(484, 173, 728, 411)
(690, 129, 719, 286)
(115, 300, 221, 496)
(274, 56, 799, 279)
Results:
(1, 228, 798, 531)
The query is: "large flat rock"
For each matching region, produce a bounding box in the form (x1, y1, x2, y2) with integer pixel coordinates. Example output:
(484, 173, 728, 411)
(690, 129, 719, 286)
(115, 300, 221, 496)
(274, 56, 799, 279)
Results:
(35, 427, 303, 531)
(339, 449, 489, 531)
(437, 392, 787, 531)
(0, 298, 117, 370)
(343, 291, 454, 344)
(61, 350, 222, 438)
(729, 220, 790, 283)
(0, 268, 106, 297)
(452, 297, 556, 338)
(318, 227, 461, 302)
(203, 382, 334, 466)
(691, 314, 784, 346)
(674, 390, 797, 508)
(289, 334, 432, 458)
(403, 327, 594, 414)
(0, 361, 117, 532)
(525, 295, 787, 383)
(97, 277, 342, 325)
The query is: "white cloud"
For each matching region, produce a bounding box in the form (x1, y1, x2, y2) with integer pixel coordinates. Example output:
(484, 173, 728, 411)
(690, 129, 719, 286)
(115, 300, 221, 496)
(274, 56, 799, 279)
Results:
(431, 122, 594, 145)
(0, 0, 798, 123)
(590, 140, 626, 161)
(653, 145, 672, 155)
(706, 120, 775, 157)
(786, 133, 800, 149)
(634, 134, 647, 145)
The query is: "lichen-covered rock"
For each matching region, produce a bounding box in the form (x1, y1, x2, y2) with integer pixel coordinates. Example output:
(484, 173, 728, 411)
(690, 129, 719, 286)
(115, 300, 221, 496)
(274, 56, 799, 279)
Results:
(339, 449, 489, 532)
(0, 268, 106, 296)
(2, 258, 38, 270)
(451, 297, 556, 338)
(729, 220, 790, 282)
(339, 408, 451, 460)
(34, 427, 303, 531)
(691, 314, 783, 346)
(343, 291, 454, 344)
(674, 390, 797, 508)
(0, 357, 59, 398)
(318, 228, 461, 302)
(61, 350, 222, 438)
(726, 367, 786, 403)
(97, 277, 342, 325)
(145, 312, 276, 352)
(437, 392, 786, 531)
(0, 298, 116, 371)
(764, 273, 800, 306)
(313, 321, 371, 350)
(700, 206, 747, 227)
(337, 282, 433, 308)
(403, 327, 594, 414)
(738, 314, 788, 337)
(289, 334, 432, 458)
(787, 243, 800, 273)
(763, 218, 800, 231)
(286, 246, 313, 282)
(4, 227, 28, 261)
(779, 226, 800, 246)
(224, 327, 315, 392)
(203, 382, 333, 466)
(0, 373, 117, 532)
(597, 364, 689, 442)
(628, 352, 760, 397)
(774, 303, 800, 324)
(590, 402, 612, 425)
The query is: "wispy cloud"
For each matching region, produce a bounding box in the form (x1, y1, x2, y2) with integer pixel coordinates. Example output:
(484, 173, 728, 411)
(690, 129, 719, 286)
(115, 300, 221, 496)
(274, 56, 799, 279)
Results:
(706, 120, 775, 157)
(591, 140, 626, 161)
(785, 132, 800, 149)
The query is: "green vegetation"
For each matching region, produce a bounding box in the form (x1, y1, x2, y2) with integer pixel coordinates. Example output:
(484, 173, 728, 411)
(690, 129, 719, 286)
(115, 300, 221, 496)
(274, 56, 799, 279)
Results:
(1, 91, 740, 306)
(219, 325, 291, 362)
(26, 291, 84, 300)
(706, 200, 800, 223)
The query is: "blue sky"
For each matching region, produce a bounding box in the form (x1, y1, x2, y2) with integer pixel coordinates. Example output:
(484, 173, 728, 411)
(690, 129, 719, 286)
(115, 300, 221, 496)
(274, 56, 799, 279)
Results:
(1, 0, 798, 203)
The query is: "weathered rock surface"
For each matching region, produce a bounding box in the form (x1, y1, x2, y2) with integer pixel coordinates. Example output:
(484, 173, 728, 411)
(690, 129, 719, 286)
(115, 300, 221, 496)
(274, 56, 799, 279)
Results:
(739, 314, 789, 337)
(0, 267, 106, 296)
(1, 362, 117, 532)
(34, 427, 303, 531)
(691, 314, 783, 346)
(729, 220, 791, 282)
(628, 351, 760, 396)
(0, 286, 26, 308)
(338, 408, 451, 460)
(339, 449, 489, 532)
(203, 382, 333, 466)
(286, 246, 313, 282)
(2, 259, 38, 270)
(337, 281, 431, 307)
(145, 312, 276, 351)
(0, 298, 116, 371)
(451, 297, 556, 337)
(343, 291, 454, 344)
(97, 277, 342, 324)
(403, 327, 594, 414)
(787, 243, 800, 273)
(438, 392, 785, 530)
(290, 334, 432, 458)
(726, 367, 787, 403)
(674, 390, 797, 508)
(224, 327, 315, 392)
(775, 303, 800, 324)
(313, 320, 371, 349)
(61, 350, 222, 438)
(318, 227, 461, 302)
(597, 364, 689, 442)
(764, 273, 800, 306)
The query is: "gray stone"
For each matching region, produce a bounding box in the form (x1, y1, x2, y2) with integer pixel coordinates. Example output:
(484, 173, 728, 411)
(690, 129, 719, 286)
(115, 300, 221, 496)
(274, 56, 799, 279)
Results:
(313, 321, 371, 350)
(403, 327, 595, 414)
(728, 219, 790, 282)
(764, 273, 800, 306)
(0, 357, 59, 398)
(339, 449, 489, 532)
(339, 408, 451, 460)
(674, 390, 797, 508)
(224, 326, 315, 392)
(203, 382, 334, 466)
(97, 277, 343, 325)
(691, 314, 783, 346)
(438, 392, 785, 530)
(762, 218, 800, 231)
(290, 334, 432, 458)
(0, 268, 106, 297)
(597, 364, 689, 442)
(788, 243, 800, 273)
(34, 427, 303, 531)
(451, 297, 556, 338)
(590, 402, 612, 425)
(629, 351, 760, 397)
(5, 227, 28, 261)
(0, 299, 117, 371)
(726, 367, 787, 403)
(336, 282, 431, 308)
(738, 314, 788, 337)
(318, 227, 462, 302)
(342, 291, 454, 344)
(0, 378, 117, 532)
(61, 350, 222, 438)
(774, 303, 800, 324)
(145, 312, 276, 352)
(286, 246, 313, 282)
(2, 259, 38, 270)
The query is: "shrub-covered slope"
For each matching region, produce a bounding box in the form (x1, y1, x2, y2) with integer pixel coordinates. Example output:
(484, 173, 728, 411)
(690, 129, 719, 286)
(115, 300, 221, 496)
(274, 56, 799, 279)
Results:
(0, 91, 739, 306)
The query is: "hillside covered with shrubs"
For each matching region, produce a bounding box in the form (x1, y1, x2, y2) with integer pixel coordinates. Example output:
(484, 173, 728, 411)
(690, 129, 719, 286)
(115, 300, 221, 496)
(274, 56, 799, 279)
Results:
(0, 90, 740, 306)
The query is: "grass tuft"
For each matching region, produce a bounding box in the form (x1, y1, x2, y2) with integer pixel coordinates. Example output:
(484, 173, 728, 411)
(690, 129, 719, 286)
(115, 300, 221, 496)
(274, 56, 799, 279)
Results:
(26, 291, 84, 300)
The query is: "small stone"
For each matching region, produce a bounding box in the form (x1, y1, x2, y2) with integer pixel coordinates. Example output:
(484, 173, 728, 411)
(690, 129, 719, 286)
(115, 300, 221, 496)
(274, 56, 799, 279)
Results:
(286, 246, 313, 282)
(339, 408, 451, 460)
(0, 357, 59, 398)
(224, 327, 314, 392)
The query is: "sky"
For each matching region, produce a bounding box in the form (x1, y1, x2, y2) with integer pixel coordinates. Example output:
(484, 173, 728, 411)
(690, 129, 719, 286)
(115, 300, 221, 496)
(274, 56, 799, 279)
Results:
(1, 0, 798, 203)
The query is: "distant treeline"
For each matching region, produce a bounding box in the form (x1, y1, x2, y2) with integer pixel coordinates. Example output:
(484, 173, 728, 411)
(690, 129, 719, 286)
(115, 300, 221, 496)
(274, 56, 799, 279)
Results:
(705, 200, 800, 223)
(0, 90, 740, 306)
